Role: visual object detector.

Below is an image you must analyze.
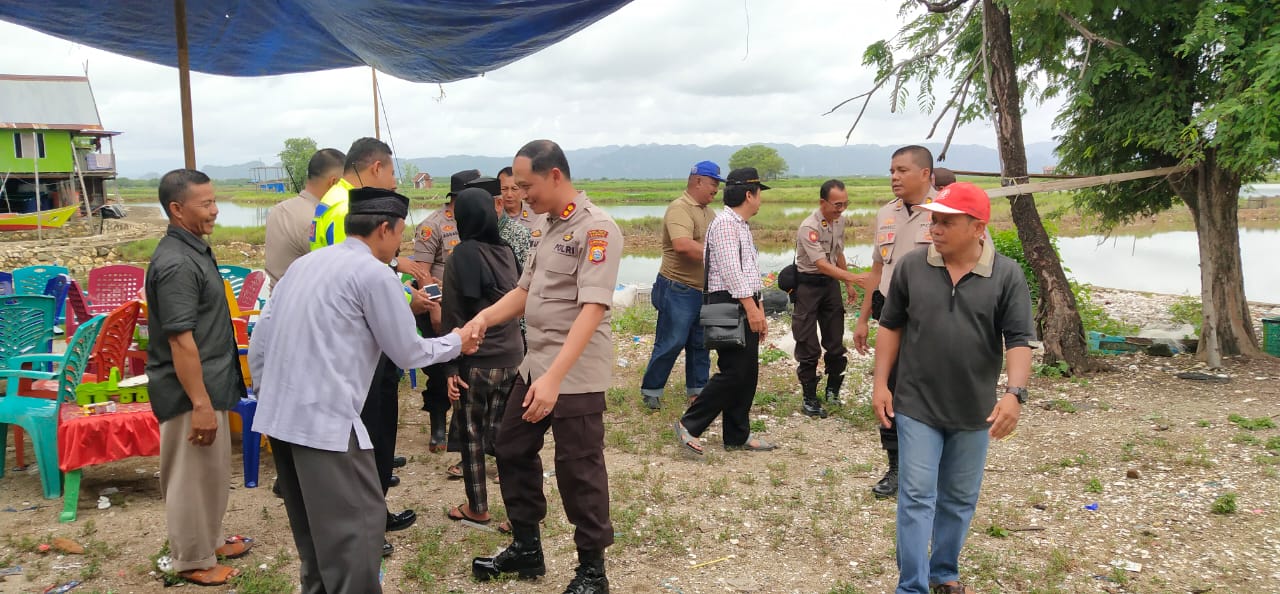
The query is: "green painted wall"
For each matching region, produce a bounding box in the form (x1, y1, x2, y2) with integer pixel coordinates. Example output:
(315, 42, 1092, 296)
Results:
(0, 129, 75, 174)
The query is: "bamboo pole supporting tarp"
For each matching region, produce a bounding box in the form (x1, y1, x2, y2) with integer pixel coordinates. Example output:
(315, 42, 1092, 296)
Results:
(983, 165, 1191, 199)
(372, 67, 381, 140)
(175, 0, 196, 169)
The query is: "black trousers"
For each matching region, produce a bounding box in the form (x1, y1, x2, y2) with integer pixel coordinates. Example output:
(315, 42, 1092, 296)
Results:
(791, 279, 848, 386)
(495, 376, 613, 552)
(358, 354, 401, 496)
(871, 290, 898, 456)
(681, 293, 759, 447)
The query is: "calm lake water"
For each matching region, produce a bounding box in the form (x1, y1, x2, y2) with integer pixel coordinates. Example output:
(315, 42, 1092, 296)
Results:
(130, 199, 1280, 302)
(136, 202, 689, 226)
(616, 229, 1280, 303)
(134, 202, 876, 226)
(136, 182, 1280, 227)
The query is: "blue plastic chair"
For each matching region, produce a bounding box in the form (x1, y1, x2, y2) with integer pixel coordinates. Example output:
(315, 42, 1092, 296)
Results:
(12, 265, 70, 297)
(233, 394, 261, 488)
(43, 274, 70, 326)
(0, 272, 13, 296)
(0, 315, 105, 499)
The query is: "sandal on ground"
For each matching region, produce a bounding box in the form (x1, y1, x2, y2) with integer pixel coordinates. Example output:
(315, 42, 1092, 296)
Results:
(446, 462, 463, 478)
(674, 421, 704, 456)
(446, 504, 491, 524)
(179, 565, 239, 586)
(497, 520, 512, 534)
(725, 435, 777, 451)
(215, 536, 253, 559)
(930, 583, 976, 594)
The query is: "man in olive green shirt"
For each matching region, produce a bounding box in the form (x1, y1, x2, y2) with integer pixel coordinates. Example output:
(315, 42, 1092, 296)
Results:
(639, 161, 723, 410)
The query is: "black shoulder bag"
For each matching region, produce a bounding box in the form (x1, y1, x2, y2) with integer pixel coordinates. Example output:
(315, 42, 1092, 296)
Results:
(699, 237, 747, 350)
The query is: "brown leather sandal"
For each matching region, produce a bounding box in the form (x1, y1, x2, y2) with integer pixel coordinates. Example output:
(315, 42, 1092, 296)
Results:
(215, 536, 253, 559)
(179, 565, 239, 586)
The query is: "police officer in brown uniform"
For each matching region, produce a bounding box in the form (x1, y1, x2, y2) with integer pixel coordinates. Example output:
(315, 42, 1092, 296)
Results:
(470, 140, 621, 594)
(855, 145, 938, 498)
(792, 179, 871, 418)
(413, 169, 482, 450)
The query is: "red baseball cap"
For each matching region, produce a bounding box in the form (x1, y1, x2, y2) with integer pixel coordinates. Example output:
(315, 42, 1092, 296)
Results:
(918, 181, 990, 222)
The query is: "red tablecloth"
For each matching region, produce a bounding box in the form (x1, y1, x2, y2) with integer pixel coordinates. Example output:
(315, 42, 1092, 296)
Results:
(58, 402, 160, 472)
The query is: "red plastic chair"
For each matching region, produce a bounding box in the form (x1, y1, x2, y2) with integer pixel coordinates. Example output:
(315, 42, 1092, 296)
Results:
(237, 270, 265, 319)
(87, 264, 145, 315)
(14, 302, 141, 468)
(85, 301, 141, 381)
(64, 279, 94, 341)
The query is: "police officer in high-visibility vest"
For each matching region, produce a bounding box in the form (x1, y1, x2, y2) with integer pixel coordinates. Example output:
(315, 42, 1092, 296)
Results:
(791, 179, 872, 419)
(309, 137, 433, 556)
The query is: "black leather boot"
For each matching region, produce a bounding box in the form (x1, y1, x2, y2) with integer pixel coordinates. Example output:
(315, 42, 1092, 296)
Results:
(801, 381, 828, 418)
(472, 521, 545, 581)
(823, 372, 844, 407)
(429, 409, 447, 453)
(562, 549, 609, 594)
(871, 450, 899, 499)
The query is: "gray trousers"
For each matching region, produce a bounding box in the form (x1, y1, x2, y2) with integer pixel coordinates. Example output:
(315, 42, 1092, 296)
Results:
(271, 431, 384, 594)
(159, 410, 231, 573)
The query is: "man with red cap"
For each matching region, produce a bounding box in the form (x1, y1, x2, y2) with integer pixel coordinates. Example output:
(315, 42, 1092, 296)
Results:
(871, 181, 1035, 594)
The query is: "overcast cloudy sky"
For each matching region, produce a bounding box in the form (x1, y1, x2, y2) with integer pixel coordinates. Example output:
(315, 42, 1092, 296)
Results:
(1, 0, 1061, 177)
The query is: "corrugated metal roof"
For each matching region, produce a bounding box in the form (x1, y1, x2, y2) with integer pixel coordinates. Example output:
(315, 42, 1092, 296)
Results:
(0, 75, 102, 130)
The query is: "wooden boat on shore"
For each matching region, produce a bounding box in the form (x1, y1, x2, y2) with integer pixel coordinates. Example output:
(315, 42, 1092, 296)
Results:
(0, 205, 80, 231)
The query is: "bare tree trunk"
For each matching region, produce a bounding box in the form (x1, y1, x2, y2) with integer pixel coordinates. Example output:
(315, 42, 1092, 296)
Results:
(982, 0, 1093, 372)
(1173, 150, 1260, 363)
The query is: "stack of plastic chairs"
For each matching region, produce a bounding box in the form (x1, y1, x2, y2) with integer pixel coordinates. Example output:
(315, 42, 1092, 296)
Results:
(218, 265, 253, 298)
(0, 315, 105, 499)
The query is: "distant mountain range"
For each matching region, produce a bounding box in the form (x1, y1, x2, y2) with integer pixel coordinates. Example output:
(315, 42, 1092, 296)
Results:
(123, 142, 1059, 180)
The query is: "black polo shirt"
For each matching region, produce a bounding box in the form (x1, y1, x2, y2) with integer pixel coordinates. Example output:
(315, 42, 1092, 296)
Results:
(145, 225, 245, 423)
(880, 241, 1035, 430)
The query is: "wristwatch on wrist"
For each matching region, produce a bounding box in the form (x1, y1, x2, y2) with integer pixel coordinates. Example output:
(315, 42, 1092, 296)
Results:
(388, 256, 399, 270)
(1004, 385, 1028, 404)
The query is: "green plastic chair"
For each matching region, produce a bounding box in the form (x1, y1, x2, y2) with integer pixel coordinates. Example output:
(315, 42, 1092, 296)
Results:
(0, 315, 105, 501)
(0, 295, 57, 368)
(12, 265, 70, 297)
(218, 265, 253, 297)
(0, 295, 59, 468)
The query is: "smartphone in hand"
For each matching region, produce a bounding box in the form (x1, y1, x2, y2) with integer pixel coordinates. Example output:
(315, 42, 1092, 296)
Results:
(423, 283, 442, 300)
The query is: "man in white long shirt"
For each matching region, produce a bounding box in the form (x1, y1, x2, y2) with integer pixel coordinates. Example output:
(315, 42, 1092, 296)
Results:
(250, 187, 480, 593)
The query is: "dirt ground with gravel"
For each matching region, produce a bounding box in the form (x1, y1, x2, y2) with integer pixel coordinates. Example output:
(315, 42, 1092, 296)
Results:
(2, 291, 1279, 594)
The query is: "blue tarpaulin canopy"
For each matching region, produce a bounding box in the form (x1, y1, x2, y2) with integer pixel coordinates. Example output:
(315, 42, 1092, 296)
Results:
(0, 0, 632, 83)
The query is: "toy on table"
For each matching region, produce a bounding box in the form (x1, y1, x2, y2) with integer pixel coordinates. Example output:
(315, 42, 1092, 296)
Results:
(73, 367, 149, 405)
(80, 401, 117, 415)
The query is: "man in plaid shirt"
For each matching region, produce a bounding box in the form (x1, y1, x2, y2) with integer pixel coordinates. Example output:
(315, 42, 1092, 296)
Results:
(674, 167, 776, 454)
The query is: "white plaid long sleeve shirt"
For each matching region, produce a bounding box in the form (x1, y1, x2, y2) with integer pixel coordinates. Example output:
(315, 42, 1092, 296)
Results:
(705, 207, 761, 299)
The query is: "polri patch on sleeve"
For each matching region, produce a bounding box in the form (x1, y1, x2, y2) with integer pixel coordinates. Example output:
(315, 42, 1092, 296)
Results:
(421, 227, 432, 241)
(807, 230, 819, 242)
(588, 239, 608, 264)
(587, 229, 609, 239)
